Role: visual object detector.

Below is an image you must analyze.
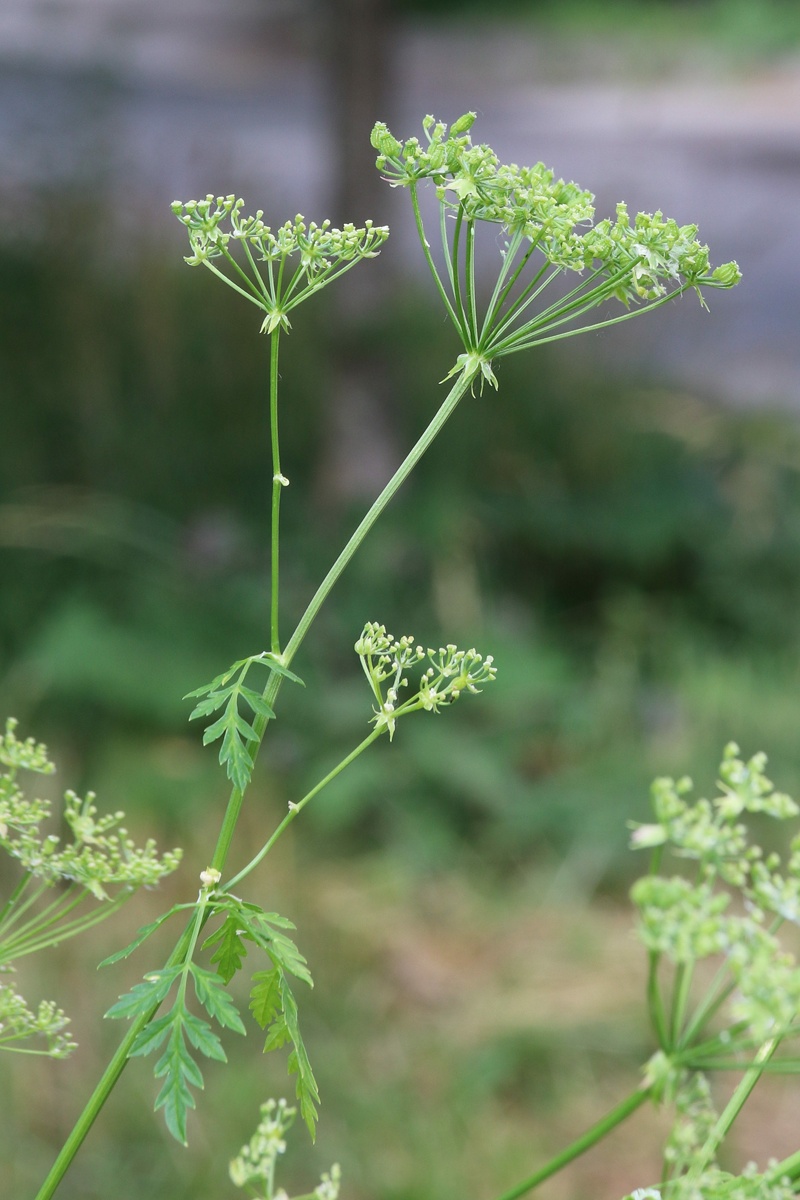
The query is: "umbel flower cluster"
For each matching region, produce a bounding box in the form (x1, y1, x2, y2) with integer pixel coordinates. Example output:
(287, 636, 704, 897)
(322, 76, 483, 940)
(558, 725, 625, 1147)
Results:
(370, 112, 741, 381)
(624, 745, 800, 1199)
(172, 196, 389, 333)
(355, 621, 497, 738)
(0, 718, 181, 1057)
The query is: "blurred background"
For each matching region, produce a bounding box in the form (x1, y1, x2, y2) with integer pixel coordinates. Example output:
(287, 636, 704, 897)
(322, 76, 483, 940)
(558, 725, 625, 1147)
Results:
(3, 1, 800, 1197)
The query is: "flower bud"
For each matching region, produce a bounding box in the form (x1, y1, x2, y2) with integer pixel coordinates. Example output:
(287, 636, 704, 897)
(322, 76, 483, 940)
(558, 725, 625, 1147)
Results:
(370, 123, 402, 158)
(711, 261, 742, 288)
(450, 112, 477, 136)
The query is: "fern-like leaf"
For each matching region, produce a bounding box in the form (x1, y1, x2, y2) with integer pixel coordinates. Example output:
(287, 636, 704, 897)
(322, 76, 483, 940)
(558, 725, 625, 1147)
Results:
(281, 976, 320, 1138)
(202, 914, 249, 983)
(152, 1015, 205, 1145)
(190, 963, 246, 1033)
(185, 653, 304, 792)
(105, 966, 181, 1021)
(249, 968, 282, 1029)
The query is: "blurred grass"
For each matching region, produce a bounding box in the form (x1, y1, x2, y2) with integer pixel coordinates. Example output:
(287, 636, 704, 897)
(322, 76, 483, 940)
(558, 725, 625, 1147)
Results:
(4, 192, 800, 1196)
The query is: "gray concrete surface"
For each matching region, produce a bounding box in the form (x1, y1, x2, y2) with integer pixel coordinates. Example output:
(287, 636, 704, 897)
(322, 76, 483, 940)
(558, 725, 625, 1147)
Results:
(1, 3, 798, 406)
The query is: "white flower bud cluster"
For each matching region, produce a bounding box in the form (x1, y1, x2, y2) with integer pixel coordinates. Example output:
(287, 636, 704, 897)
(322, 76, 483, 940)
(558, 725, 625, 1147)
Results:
(172, 197, 389, 331)
(229, 1098, 341, 1199)
(355, 622, 497, 737)
(1, 720, 182, 896)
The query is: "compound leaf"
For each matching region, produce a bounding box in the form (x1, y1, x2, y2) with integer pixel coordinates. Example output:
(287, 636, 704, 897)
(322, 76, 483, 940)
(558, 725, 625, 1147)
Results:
(191, 963, 246, 1033)
(249, 968, 282, 1029)
(202, 914, 248, 984)
(105, 966, 181, 1021)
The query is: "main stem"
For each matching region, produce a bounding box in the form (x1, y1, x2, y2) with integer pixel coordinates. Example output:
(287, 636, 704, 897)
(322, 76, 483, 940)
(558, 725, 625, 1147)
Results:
(33, 364, 475, 1200)
(281, 367, 474, 665)
(494, 1085, 651, 1200)
(270, 328, 282, 654)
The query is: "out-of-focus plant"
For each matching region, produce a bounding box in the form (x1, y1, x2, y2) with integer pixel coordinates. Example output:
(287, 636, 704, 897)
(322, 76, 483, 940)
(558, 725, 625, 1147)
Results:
(0, 718, 180, 1059)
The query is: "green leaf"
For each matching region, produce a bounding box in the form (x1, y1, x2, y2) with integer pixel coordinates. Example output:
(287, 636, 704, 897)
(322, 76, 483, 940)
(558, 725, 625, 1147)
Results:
(202, 711, 230, 744)
(249, 968, 282, 1029)
(190, 963, 246, 1034)
(152, 1020, 203, 1145)
(219, 722, 255, 792)
(187, 653, 304, 793)
(281, 976, 319, 1139)
(257, 654, 305, 687)
(182, 1009, 227, 1062)
(183, 658, 249, 700)
(105, 966, 181, 1021)
(187, 691, 232, 721)
(262, 1012, 290, 1054)
(98, 908, 185, 968)
(202, 914, 248, 983)
(247, 916, 313, 986)
(238, 686, 277, 718)
(129, 1011, 175, 1057)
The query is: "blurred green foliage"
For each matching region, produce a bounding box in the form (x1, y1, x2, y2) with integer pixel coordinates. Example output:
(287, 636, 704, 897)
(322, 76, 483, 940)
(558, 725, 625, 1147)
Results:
(396, 0, 800, 60)
(3, 200, 800, 893)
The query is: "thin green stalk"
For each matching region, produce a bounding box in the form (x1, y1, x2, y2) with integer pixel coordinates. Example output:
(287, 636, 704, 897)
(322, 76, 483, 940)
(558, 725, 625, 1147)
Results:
(478, 241, 546, 349)
(485, 261, 603, 350)
(408, 184, 460, 335)
(491, 284, 693, 357)
(219, 244, 267, 304)
(439, 200, 456, 293)
(4, 895, 127, 960)
(647, 950, 669, 1049)
(32, 923, 195, 1200)
(202, 260, 265, 311)
(450, 206, 470, 345)
(687, 1035, 780, 1186)
(240, 239, 271, 304)
(223, 727, 383, 893)
(269, 327, 282, 654)
(280, 367, 475, 669)
(465, 218, 479, 343)
(768, 1147, 800, 1185)
(0, 868, 33, 928)
(478, 228, 530, 344)
(677, 968, 736, 1051)
(486, 263, 641, 357)
(669, 960, 694, 1049)
(494, 1085, 651, 1200)
(0, 884, 84, 956)
(0, 876, 52, 942)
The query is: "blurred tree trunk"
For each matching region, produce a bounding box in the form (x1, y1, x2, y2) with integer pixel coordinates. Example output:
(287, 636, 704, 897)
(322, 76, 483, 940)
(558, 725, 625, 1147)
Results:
(317, 0, 399, 507)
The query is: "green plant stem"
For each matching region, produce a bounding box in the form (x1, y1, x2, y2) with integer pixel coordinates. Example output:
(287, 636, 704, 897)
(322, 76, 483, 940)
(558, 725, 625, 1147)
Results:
(647, 950, 669, 1049)
(8, 896, 129, 961)
(409, 183, 460, 334)
(0, 886, 86, 957)
(0, 868, 33, 928)
(280, 366, 475, 668)
(686, 1034, 780, 1186)
(490, 282, 694, 357)
(669, 959, 694, 1048)
(33, 363, 475, 1200)
(768, 1147, 800, 1185)
(494, 1085, 651, 1200)
(269, 327, 282, 654)
(32, 925, 194, 1200)
(223, 726, 383, 892)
